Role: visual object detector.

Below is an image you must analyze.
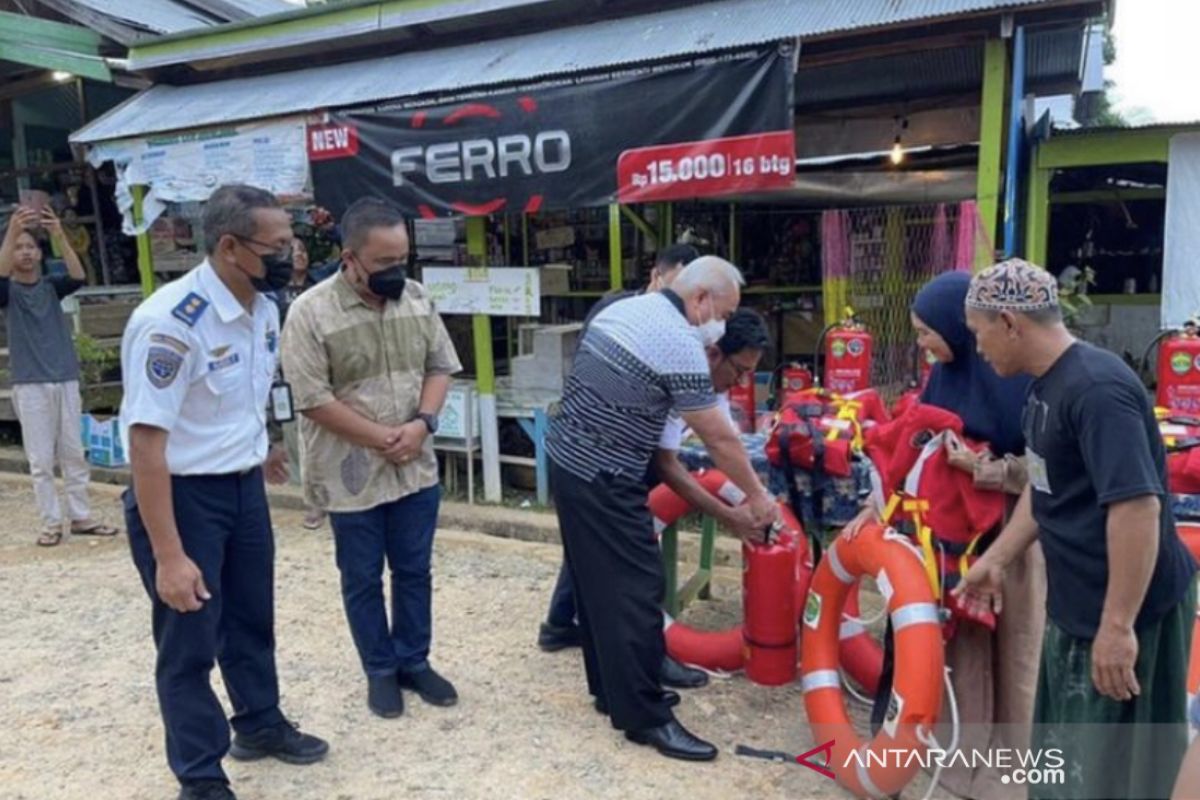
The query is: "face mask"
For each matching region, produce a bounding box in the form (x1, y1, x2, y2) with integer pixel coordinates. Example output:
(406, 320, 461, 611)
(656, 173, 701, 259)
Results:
(698, 319, 726, 347)
(695, 295, 725, 346)
(366, 264, 408, 301)
(250, 250, 294, 293)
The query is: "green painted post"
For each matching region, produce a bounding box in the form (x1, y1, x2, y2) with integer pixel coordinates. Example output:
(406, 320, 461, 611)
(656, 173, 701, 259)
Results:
(131, 186, 155, 297)
(698, 515, 717, 600)
(1025, 161, 1051, 268)
(466, 216, 501, 502)
(608, 203, 622, 290)
(976, 37, 1009, 270)
(661, 524, 680, 617)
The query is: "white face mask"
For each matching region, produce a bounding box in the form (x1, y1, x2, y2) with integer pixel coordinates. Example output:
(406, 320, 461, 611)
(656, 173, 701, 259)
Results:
(695, 295, 726, 346)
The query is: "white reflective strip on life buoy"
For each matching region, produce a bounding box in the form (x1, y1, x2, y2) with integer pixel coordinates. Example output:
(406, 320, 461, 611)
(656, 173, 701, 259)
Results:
(839, 619, 867, 640)
(717, 481, 746, 506)
(855, 746, 890, 800)
(891, 602, 941, 632)
(825, 541, 855, 585)
(801, 669, 841, 693)
(662, 611, 675, 632)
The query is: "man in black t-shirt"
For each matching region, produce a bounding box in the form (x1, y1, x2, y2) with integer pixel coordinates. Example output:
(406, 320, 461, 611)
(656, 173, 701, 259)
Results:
(954, 259, 1196, 800)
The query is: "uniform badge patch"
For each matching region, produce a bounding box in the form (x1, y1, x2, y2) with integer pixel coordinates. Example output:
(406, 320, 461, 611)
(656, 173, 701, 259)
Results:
(266, 329, 278, 354)
(171, 292, 209, 327)
(146, 346, 184, 388)
(149, 333, 189, 354)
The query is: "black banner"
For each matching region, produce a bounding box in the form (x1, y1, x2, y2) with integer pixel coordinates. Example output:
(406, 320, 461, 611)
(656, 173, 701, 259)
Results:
(310, 48, 795, 218)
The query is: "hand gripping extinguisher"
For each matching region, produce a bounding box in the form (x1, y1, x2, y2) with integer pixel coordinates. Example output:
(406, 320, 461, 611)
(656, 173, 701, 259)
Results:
(1143, 318, 1200, 414)
(817, 308, 873, 394)
(743, 520, 798, 686)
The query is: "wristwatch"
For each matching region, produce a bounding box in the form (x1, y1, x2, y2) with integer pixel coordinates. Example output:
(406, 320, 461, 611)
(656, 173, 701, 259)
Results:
(415, 412, 439, 435)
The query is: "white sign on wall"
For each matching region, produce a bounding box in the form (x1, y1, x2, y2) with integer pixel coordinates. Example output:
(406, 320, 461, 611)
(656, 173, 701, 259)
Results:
(88, 119, 310, 235)
(422, 267, 540, 317)
(437, 384, 479, 442)
(1163, 133, 1200, 329)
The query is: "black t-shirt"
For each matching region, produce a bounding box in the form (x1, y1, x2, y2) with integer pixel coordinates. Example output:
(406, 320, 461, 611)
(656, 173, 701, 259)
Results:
(1024, 342, 1196, 639)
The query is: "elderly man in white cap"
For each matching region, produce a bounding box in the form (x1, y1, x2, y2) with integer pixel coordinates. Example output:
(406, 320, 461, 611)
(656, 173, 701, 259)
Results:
(954, 258, 1197, 800)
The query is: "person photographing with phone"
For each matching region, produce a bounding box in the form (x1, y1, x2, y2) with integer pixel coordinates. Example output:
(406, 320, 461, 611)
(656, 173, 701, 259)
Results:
(0, 204, 117, 546)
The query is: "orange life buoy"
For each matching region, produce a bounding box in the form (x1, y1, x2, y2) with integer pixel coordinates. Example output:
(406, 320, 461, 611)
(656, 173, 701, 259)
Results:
(1172, 524, 1200, 720)
(839, 582, 884, 696)
(801, 523, 944, 799)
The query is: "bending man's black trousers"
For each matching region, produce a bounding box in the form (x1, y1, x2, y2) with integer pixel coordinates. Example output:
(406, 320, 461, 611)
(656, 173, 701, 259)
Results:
(550, 458, 672, 732)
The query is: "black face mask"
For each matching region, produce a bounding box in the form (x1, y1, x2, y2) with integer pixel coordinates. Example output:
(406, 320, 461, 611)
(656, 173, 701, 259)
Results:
(251, 251, 294, 293)
(367, 264, 407, 301)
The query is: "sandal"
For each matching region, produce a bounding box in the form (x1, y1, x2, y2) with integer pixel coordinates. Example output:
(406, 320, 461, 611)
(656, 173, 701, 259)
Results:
(70, 521, 119, 537)
(302, 510, 326, 531)
(37, 528, 63, 547)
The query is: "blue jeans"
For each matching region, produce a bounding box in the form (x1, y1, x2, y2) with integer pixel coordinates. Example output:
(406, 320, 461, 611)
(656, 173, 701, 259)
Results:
(329, 486, 441, 677)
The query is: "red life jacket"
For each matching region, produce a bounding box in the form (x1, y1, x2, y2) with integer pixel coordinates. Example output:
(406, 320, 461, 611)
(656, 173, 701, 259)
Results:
(1161, 420, 1200, 494)
(765, 387, 887, 477)
(867, 403, 1007, 632)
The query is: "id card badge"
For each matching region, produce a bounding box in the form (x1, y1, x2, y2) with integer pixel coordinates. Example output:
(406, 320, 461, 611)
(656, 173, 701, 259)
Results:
(1026, 447, 1051, 495)
(270, 381, 295, 423)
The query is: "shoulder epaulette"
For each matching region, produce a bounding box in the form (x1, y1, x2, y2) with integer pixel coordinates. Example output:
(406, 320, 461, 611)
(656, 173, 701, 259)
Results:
(171, 292, 209, 327)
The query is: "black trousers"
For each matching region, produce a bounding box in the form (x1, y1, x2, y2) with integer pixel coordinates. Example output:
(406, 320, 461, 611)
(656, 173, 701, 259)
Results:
(550, 458, 672, 732)
(126, 469, 285, 785)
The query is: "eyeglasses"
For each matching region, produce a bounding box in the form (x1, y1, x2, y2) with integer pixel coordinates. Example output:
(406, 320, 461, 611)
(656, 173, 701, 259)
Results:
(234, 234, 292, 259)
(726, 358, 757, 379)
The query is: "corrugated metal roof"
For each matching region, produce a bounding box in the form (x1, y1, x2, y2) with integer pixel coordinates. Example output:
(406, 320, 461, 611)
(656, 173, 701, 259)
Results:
(795, 26, 1085, 109)
(74, 0, 1094, 144)
(797, 45, 984, 108)
(76, 0, 806, 143)
(127, 0, 1090, 71)
(40, 0, 296, 39)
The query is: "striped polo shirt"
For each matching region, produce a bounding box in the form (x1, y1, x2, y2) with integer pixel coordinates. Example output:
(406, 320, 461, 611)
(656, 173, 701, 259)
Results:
(546, 290, 716, 480)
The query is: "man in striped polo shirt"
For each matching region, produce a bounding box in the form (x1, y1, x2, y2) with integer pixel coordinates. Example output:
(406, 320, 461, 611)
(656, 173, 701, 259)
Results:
(546, 256, 778, 762)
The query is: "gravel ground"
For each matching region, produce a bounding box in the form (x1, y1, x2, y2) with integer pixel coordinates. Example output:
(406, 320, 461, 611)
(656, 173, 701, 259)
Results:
(0, 473, 951, 800)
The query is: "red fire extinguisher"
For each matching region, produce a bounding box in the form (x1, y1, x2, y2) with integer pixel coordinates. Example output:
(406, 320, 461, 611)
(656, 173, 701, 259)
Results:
(743, 522, 798, 686)
(820, 309, 873, 394)
(729, 374, 756, 433)
(1149, 320, 1200, 414)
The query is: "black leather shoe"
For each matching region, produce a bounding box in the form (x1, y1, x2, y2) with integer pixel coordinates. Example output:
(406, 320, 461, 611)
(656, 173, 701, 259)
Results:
(661, 655, 709, 689)
(178, 782, 236, 800)
(594, 690, 680, 715)
(229, 720, 329, 765)
(625, 719, 718, 761)
(538, 622, 581, 652)
(398, 666, 458, 707)
(368, 675, 404, 718)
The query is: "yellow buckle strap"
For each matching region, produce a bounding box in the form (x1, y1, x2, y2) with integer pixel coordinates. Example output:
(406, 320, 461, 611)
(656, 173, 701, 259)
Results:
(959, 532, 985, 580)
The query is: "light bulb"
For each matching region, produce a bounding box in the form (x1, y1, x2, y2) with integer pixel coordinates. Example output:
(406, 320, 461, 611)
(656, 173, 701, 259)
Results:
(890, 137, 904, 165)
(52, 71, 73, 82)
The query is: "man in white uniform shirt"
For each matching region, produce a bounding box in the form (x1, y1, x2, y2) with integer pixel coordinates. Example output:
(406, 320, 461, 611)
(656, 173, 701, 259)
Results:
(120, 185, 327, 800)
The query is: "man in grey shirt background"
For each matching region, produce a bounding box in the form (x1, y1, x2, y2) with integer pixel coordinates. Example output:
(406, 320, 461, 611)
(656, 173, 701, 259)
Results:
(0, 206, 117, 546)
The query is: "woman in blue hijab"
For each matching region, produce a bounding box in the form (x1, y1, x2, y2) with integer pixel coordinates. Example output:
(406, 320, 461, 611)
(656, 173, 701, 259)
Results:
(911, 271, 1030, 457)
(907, 270, 1045, 800)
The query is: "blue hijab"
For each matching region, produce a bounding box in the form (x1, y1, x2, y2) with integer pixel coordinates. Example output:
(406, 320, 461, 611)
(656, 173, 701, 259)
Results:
(913, 272, 1031, 456)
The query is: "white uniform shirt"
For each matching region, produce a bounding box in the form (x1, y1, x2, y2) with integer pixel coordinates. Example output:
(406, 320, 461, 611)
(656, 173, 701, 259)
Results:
(120, 260, 280, 475)
(658, 393, 734, 451)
